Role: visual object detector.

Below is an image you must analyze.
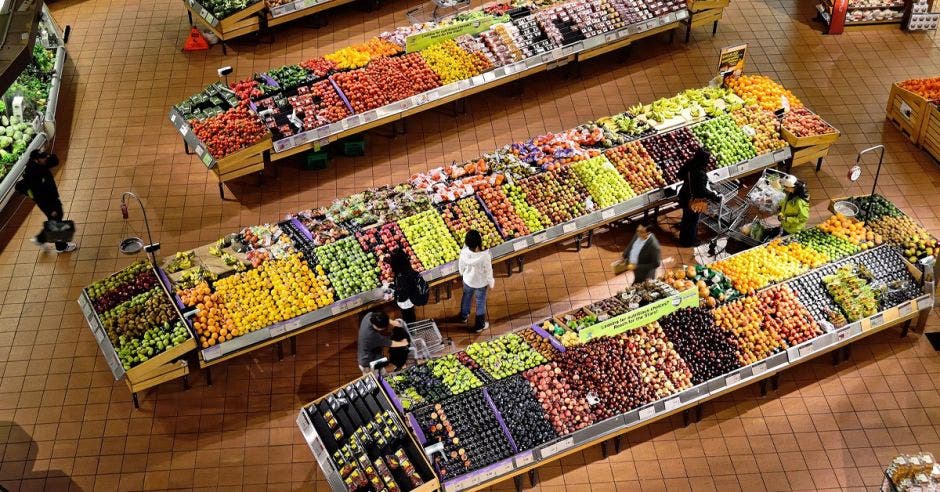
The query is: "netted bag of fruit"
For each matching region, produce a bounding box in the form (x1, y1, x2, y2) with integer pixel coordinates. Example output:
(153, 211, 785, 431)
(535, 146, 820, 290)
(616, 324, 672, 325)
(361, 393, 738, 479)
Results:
(730, 106, 787, 153)
(420, 40, 483, 85)
(571, 155, 635, 208)
(603, 141, 666, 194)
(725, 75, 804, 112)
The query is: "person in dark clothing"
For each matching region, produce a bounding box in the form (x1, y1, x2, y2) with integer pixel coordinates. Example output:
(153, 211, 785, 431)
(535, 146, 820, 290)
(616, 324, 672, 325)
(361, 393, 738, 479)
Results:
(677, 149, 721, 247)
(15, 151, 76, 253)
(622, 224, 662, 284)
(387, 323, 411, 371)
(388, 249, 420, 323)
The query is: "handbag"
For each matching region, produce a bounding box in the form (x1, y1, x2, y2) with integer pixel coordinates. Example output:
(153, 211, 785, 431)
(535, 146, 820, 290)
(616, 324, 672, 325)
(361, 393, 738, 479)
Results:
(690, 198, 709, 213)
(611, 258, 629, 275)
(43, 220, 75, 242)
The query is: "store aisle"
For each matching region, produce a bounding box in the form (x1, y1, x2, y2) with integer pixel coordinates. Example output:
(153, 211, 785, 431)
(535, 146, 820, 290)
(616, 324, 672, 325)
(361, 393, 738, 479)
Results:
(0, 0, 939, 490)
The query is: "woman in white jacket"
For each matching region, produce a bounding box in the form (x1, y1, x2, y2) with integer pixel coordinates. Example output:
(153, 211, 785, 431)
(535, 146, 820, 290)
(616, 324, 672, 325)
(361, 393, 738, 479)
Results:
(458, 230, 494, 333)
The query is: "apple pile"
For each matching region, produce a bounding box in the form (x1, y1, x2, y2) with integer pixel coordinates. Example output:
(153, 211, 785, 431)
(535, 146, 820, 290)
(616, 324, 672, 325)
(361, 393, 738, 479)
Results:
(398, 210, 462, 268)
(427, 354, 483, 395)
(864, 215, 939, 262)
(730, 107, 788, 154)
(315, 237, 380, 299)
(659, 308, 741, 384)
(516, 167, 591, 225)
(793, 228, 860, 260)
(690, 115, 756, 168)
(712, 295, 787, 365)
(365, 53, 442, 102)
(466, 333, 547, 379)
(455, 350, 495, 385)
(331, 69, 389, 113)
(755, 286, 823, 346)
(522, 362, 595, 435)
(520, 327, 561, 360)
(190, 105, 268, 159)
(473, 182, 530, 239)
(782, 107, 837, 138)
(502, 182, 551, 232)
(711, 242, 808, 293)
(440, 196, 504, 249)
(603, 141, 667, 194)
(356, 222, 424, 284)
(642, 127, 705, 184)
(488, 375, 559, 451)
(571, 155, 636, 208)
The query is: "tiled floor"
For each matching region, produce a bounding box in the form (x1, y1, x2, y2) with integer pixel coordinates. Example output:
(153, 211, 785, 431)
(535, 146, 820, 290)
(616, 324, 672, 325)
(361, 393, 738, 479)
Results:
(0, 0, 939, 490)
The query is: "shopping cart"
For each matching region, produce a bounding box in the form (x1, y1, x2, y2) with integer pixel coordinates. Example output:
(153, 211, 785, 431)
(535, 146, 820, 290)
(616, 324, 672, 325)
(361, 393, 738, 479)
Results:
(406, 0, 471, 24)
(700, 168, 791, 251)
(405, 319, 453, 363)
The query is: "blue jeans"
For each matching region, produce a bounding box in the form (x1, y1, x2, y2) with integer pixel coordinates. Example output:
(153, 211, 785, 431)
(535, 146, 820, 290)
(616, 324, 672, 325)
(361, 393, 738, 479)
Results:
(459, 283, 488, 326)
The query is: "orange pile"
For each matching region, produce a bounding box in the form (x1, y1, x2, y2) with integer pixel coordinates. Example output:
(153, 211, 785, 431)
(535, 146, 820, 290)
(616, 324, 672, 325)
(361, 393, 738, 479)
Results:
(725, 75, 804, 112)
(817, 213, 878, 247)
(181, 282, 236, 349)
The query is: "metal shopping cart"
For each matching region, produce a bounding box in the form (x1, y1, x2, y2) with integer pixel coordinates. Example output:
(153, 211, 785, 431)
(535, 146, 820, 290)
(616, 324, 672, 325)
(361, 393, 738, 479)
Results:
(405, 319, 453, 364)
(700, 168, 791, 253)
(406, 0, 471, 24)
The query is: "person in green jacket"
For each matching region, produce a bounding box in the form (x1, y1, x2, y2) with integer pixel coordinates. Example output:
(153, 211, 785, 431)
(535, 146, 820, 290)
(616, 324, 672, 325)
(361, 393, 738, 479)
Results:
(778, 175, 810, 235)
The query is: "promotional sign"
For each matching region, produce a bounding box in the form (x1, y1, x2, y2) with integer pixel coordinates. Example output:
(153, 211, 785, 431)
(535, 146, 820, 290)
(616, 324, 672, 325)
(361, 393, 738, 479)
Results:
(717, 44, 747, 78)
(580, 288, 700, 341)
(405, 16, 499, 53)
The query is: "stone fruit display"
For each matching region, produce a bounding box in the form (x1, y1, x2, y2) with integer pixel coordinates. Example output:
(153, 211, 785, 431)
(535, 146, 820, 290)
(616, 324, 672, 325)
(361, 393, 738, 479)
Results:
(865, 215, 940, 262)
(439, 196, 504, 249)
(487, 375, 558, 451)
(427, 354, 483, 395)
(519, 327, 561, 360)
(782, 107, 837, 138)
(86, 260, 159, 314)
(624, 325, 694, 399)
(726, 74, 803, 111)
(712, 295, 787, 365)
(793, 228, 860, 261)
(315, 237, 380, 299)
(522, 362, 595, 435)
(455, 350, 495, 385)
(730, 106, 788, 154)
(502, 182, 551, 232)
(823, 264, 879, 322)
(473, 182, 530, 239)
(570, 155, 636, 207)
(711, 240, 808, 293)
(115, 321, 191, 370)
(755, 286, 823, 346)
(356, 222, 424, 284)
(603, 141, 667, 194)
(415, 391, 514, 479)
(642, 127, 705, 184)
(787, 269, 845, 328)
(690, 115, 756, 168)
(659, 308, 740, 384)
(516, 167, 591, 225)
(398, 210, 461, 268)
(465, 333, 547, 379)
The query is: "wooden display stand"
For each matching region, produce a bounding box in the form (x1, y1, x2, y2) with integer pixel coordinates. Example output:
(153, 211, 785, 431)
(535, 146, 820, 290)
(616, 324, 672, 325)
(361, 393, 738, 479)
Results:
(211, 135, 272, 199)
(683, 0, 729, 42)
(782, 117, 840, 171)
(918, 102, 940, 161)
(185, 0, 266, 52)
(886, 82, 931, 144)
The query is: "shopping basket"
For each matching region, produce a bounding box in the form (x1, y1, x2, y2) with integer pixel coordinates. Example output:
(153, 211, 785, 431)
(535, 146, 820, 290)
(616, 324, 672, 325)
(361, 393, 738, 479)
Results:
(405, 319, 453, 363)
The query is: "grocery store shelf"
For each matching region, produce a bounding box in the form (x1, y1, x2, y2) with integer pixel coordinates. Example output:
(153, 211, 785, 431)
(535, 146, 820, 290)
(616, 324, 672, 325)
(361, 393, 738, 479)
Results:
(844, 18, 902, 25)
(0, 0, 43, 96)
(846, 3, 905, 9)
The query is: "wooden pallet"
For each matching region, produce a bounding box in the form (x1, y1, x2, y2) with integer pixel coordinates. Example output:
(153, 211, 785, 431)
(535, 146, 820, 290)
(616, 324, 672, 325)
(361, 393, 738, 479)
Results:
(885, 82, 929, 144)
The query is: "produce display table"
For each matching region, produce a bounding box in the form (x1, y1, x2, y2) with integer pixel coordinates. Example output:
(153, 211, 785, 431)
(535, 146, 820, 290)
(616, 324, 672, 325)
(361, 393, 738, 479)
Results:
(296, 232, 935, 491)
(0, 6, 68, 212)
(886, 81, 931, 144)
(920, 103, 940, 162)
(682, 0, 729, 42)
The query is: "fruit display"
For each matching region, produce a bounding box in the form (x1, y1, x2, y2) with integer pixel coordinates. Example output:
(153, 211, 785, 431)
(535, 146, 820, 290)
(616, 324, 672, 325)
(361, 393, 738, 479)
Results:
(710, 242, 808, 293)
(663, 264, 740, 307)
(659, 308, 740, 384)
(865, 215, 940, 262)
(324, 46, 372, 70)
(465, 333, 547, 379)
(427, 354, 483, 395)
(508, 133, 597, 171)
(627, 87, 743, 125)
(356, 222, 424, 283)
(414, 391, 514, 479)
(782, 107, 838, 138)
(817, 213, 876, 246)
(848, 194, 903, 221)
(365, 53, 442, 102)
(315, 237, 380, 299)
(190, 105, 269, 159)
(603, 141, 667, 194)
(473, 182, 530, 239)
(455, 350, 496, 385)
(439, 197, 504, 249)
(398, 210, 462, 269)
(114, 321, 191, 370)
(898, 77, 940, 102)
(712, 295, 787, 365)
(725, 75, 803, 111)
(100, 287, 180, 342)
(331, 69, 389, 113)
(522, 362, 595, 435)
(793, 228, 860, 260)
(690, 115, 756, 168)
(298, 57, 336, 78)
(624, 325, 694, 398)
(755, 286, 823, 346)
(516, 167, 591, 225)
(823, 264, 880, 322)
(519, 327, 561, 360)
(200, 0, 259, 20)
(765, 239, 829, 269)
(730, 106, 788, 154)
(388, 364, 450, 410)
(642, 127, 705, 184)
(570, 155, 636, 207)
(419, 40, 487, 85)
(558, 307, 598, 333)
(86, 260, 159, 313)
(787, 269, 846, 328)
(487, 375, 558, 451)
(502, 182, 551, 232)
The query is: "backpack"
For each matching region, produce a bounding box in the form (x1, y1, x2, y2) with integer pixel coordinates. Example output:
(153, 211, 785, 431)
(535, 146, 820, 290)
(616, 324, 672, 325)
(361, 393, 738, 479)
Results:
(410, 272, 430, 306)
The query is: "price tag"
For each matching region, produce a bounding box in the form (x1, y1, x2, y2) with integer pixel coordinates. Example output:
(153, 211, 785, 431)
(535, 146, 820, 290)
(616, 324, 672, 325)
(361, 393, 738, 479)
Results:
(541, 52, 554, 64)
(94, 327, 105, 343)
(494, 67, 506, 78)
(297, 411, 312, 434)
(562, 223, 577, 234)
(664, 397, 680, 411)
(836, 328, 849, 341)
(726, 372, 742, 385)
(533, 232, 547, 244)
(471, 74, 486, 86)
(606, 31, 618, 42)
(194, 145, 204, 157)
(170, 113, 178, 124)
(514, 451, 535, 467)
(203, 344, 222, 361)
(484, 71, 498, 83)
(458, 79, 472, 90)
(347, 297, 363, 309)
(179, 124, 189, 137)
(541, 437, 574, 457)
(899, 302, 913, 317)
(201, 154, 213, 167)
(638, 406, 656, 420)
(798, 344, 814, 358)
(918, 296, 933, 311)
(870, 313, 884, 327)
(513, 240, 528, 252)
(361, 110, 378, 123)
(601, 209, 616, 220)
(752, 362, 767, 375)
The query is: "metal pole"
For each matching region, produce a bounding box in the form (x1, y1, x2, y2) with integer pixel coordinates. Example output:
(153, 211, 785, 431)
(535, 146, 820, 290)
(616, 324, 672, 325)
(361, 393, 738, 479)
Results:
(856, 145, 885, 221)
(121, 191, 158, 265)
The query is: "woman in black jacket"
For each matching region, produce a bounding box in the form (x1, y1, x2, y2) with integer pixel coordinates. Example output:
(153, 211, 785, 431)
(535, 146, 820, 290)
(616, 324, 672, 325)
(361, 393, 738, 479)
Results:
(677, 148, 721, 247)
(388, 249, 420, 323)
(15, 151, 76, 253)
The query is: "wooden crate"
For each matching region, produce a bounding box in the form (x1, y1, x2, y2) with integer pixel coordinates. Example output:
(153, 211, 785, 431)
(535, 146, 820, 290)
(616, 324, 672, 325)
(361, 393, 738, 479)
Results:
(211, 135, 272, 182)
(791, 142, 831, 167)
(690, 8, 724, 26)
(920, 103, 940, 162)
(782, 126, 841, 147)
(886, 82, 929, 144)
(687, 0, 729, 12)
(184, 0, 264, 41)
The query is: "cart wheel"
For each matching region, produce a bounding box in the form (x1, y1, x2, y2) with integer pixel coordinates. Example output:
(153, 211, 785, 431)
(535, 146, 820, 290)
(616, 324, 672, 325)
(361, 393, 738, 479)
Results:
(132, 393, 140, 409)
